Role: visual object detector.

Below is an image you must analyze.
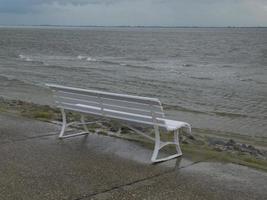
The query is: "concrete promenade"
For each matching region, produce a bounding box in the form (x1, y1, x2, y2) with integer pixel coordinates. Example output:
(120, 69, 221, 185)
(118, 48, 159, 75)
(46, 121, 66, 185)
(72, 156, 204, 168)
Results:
(0, 113, 266, 200)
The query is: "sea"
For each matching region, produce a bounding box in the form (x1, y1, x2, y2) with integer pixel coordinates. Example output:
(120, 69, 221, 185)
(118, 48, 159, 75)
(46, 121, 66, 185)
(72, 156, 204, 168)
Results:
(0, 26, 266, 139)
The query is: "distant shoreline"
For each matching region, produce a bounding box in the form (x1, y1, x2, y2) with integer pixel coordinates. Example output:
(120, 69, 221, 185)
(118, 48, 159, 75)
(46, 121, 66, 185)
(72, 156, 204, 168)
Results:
(0, 25, 267, 29)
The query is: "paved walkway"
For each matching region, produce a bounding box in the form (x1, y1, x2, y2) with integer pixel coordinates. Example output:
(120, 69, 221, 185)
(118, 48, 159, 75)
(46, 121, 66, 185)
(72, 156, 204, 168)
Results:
(0, 113, 266, 200)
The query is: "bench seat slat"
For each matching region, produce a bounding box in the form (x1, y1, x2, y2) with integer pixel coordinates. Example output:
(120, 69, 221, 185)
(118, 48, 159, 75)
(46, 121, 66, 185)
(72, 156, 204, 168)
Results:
(54, 96, 164, 119)
(102, 98, 163, 113)
(54, 91, 164, 113)
(55, 91, 99, 104)
(49, 84, 160, 105)
(57, 102, 165, 126)
(54, 96, 100, 107)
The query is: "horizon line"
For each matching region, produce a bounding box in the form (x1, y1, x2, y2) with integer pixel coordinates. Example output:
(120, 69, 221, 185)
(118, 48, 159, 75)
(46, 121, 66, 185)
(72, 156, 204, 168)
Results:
(0, 24, 267, 28)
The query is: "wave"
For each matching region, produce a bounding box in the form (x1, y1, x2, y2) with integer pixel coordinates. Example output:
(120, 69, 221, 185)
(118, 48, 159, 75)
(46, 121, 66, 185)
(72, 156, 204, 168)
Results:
(120, 63, 154, 70)
(18, 54, 45, 65)
(77, 55, 97, 62)
(17, 53, 154, 71)
(163, 102, 267, 120)
(182, 63, 194, 67)
(77, 55, 154, 70)
(77, 55, 85, 60)
(0, 74, 38, 87)
(19, 54, 99, 64)
(239, 78, 267, 85)
(19, 54, 33, 62)
(100, 60, 154, 70)
(221, 65, 234, 68)
(190, 76, 213, 81)
(162, 104, 208, 115)
(211, 111, 267, 120)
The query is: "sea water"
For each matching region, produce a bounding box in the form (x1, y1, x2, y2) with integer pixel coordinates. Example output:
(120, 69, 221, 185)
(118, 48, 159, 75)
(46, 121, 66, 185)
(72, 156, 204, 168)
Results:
(0, 27, 266, 139)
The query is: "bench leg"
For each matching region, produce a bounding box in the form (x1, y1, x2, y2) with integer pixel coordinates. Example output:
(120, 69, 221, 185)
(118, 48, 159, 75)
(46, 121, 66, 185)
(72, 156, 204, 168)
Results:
(174, 129, 182, 156)
(124, 124, 183, 163)
(151, 127, 182, 163)
(151, 126, 161, 162)
(81, 115, 89, 133)
(58, 109, 89, 139)
(59, 108, 67, 138)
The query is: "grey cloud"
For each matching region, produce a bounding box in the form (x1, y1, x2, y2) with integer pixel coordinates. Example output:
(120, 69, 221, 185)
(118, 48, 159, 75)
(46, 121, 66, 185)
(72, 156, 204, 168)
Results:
(2, 0, 266, 13)
(0, 0, 122, 13)
(0, 0, 266, 26)
(37, 0, 123, 6)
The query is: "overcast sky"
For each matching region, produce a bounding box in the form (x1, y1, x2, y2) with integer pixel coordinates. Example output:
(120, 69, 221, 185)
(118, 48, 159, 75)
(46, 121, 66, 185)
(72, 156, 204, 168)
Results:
(0, 0, 266, 26)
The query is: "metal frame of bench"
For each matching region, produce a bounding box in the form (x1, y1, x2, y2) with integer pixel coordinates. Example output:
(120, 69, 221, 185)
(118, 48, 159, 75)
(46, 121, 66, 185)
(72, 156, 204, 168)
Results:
(47, 84, 191, 163)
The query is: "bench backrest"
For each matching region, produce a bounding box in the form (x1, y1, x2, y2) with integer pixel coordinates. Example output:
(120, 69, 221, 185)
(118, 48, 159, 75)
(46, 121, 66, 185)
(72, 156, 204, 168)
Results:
(47, 84, 167, 127)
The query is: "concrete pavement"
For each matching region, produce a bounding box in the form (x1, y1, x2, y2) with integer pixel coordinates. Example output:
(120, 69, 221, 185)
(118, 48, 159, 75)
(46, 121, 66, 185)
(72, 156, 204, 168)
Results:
(0, 113, 266, 200)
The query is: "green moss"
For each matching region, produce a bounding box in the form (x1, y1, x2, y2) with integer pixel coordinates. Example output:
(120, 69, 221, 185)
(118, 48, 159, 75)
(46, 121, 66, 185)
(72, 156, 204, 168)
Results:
(32, 111, 55, 120)
(0, 107, 7, 112)
(19, 106, 58, 121)
(194, 127, 267, 147)
(182, 144, 267, 172)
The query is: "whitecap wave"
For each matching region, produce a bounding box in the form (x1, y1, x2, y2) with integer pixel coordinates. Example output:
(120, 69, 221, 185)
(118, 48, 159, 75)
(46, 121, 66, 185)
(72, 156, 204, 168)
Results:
(18, 54, 25, 59)
(77, 55, 97, 62)
(77, 55, 86, 60)
(19, 54, 33, 62)
(86, 57, 97, 62)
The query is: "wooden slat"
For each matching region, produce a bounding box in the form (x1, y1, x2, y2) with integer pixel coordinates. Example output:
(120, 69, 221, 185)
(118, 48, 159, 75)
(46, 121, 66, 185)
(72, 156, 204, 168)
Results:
(54, 91, 164, 113)
(54, 96, 164, 119)
(48, 84, 161, 105)
(55, 91, 99, 103)
(56, 102, 166, 126)
(54, 95, 100, 107)
(102, 98, 163, 113)
(103, 104, 164, 118)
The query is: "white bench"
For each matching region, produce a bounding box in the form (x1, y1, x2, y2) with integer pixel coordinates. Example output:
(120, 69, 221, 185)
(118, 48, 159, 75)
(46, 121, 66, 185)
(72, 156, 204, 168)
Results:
(47, 84, 191, 163)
